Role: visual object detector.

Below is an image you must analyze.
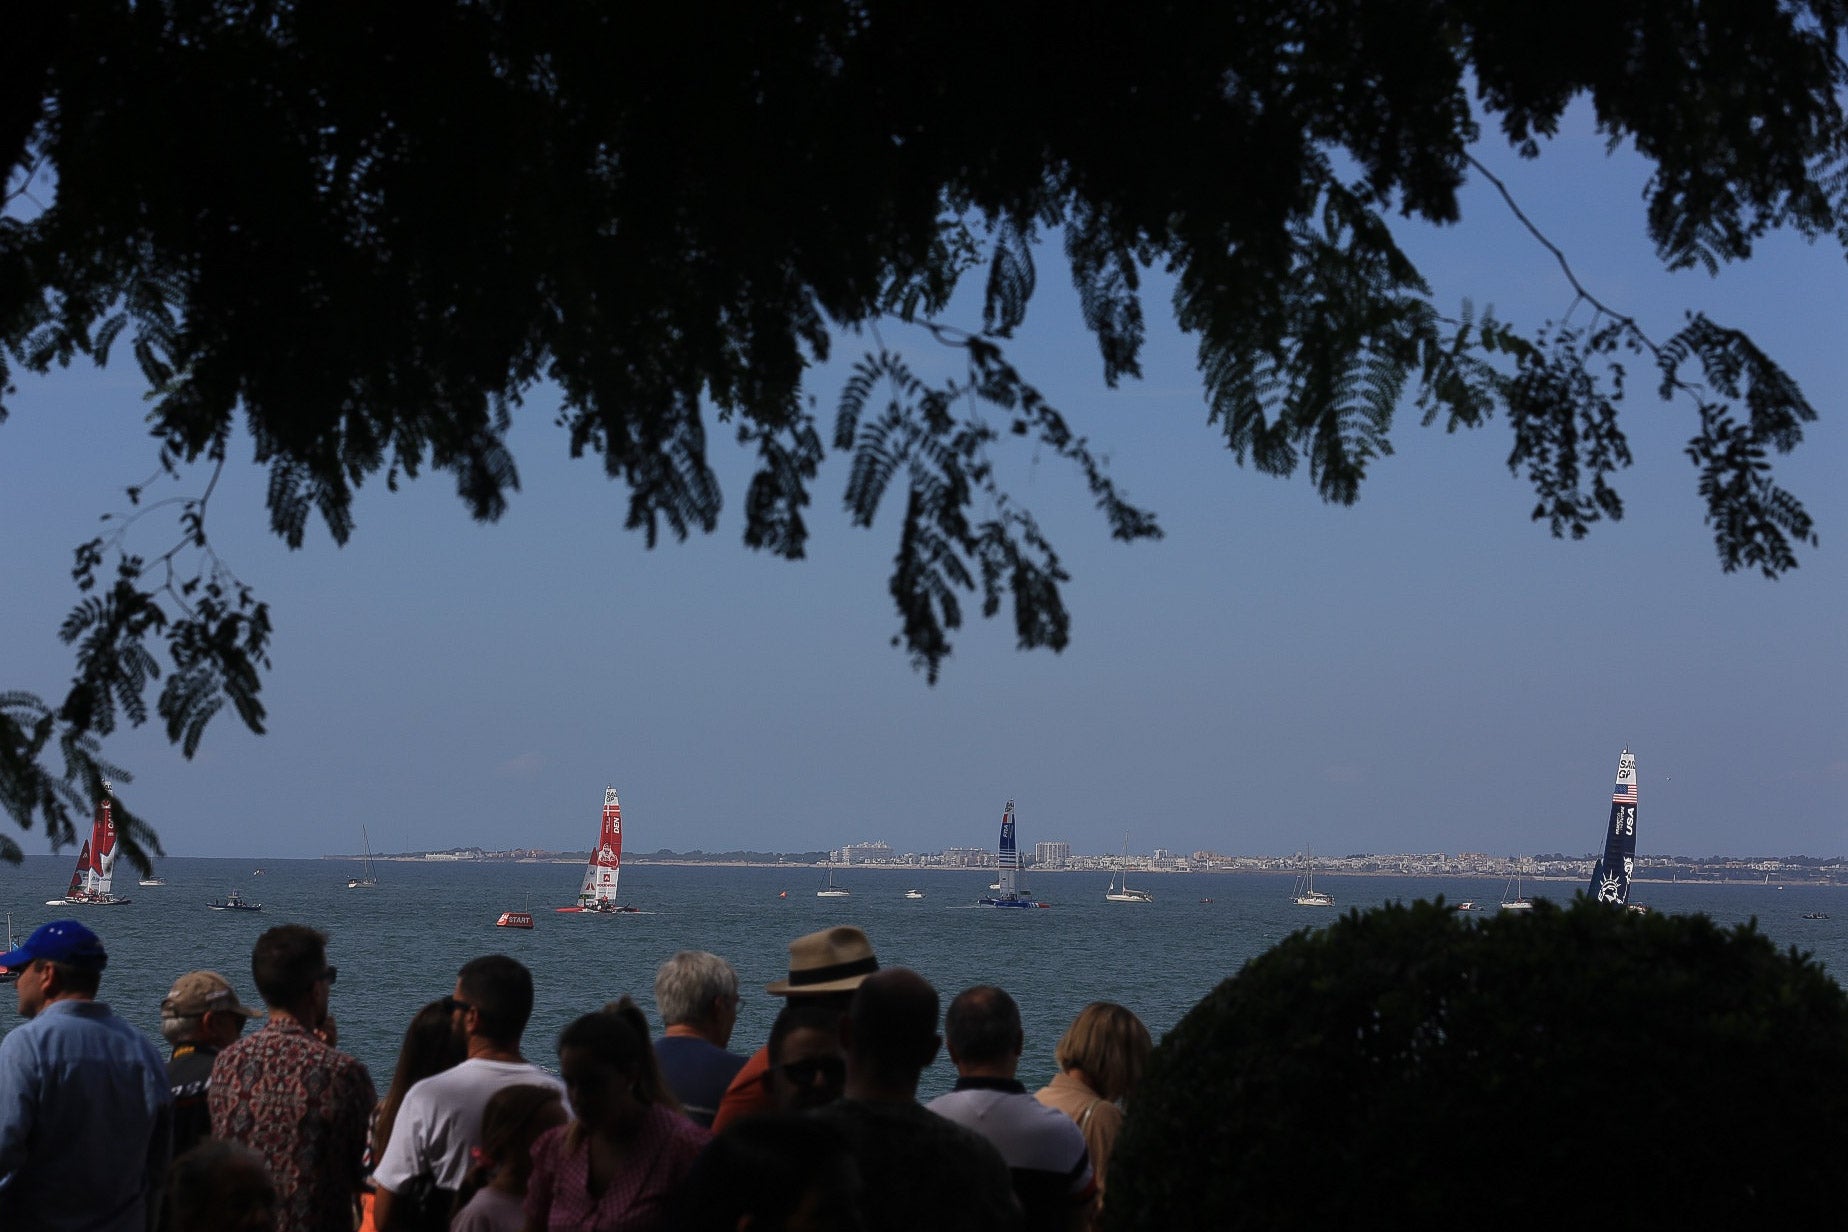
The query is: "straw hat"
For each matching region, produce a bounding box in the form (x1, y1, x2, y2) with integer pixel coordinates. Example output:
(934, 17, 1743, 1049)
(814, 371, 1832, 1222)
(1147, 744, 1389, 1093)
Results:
(765, 925, 879, 995)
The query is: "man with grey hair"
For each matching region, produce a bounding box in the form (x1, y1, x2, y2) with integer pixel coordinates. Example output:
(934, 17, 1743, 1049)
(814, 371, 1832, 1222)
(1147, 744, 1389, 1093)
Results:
(652, 949, 745, 1127)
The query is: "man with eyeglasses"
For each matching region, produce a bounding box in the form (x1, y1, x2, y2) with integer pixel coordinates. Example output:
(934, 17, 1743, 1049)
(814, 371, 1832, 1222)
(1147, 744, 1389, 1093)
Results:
(159, 969, 261, 1157)
(0, 919, 171, 1232)
(764, 998, 848, 1112)
(210, 924, 375, 1232)
(371, 954, 562, 1232)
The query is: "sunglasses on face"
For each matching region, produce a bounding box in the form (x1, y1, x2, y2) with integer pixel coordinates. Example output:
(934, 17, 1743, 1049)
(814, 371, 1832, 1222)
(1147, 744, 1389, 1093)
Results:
(319, 966, 338, 986)
(774, 1057, 846, 1086)
(442, 995, 473, 1014)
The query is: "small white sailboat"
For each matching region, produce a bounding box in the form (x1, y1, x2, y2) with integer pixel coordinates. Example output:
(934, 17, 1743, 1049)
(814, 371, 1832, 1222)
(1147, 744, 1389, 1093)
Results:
(1106, 834, 1154, 903)
(817, 861, 852, 898)
(1500, 858, 1534, 911)
(558, 787, 639, 913)
(54, 784, 131, 907)
(1292, 850, 1334, 906)
(347, 825, 379, 889)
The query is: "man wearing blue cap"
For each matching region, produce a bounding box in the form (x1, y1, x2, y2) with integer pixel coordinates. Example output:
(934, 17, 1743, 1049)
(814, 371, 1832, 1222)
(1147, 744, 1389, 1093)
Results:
(0, 919, 173, 1232)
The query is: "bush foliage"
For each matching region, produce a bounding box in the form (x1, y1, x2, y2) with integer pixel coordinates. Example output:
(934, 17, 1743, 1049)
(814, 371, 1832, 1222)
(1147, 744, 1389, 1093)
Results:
(1110, 898, 1848, 1227)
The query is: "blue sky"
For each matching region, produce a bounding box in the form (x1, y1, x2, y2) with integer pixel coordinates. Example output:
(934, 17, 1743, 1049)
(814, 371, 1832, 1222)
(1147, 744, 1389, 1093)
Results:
(3, 105, 1844, 861)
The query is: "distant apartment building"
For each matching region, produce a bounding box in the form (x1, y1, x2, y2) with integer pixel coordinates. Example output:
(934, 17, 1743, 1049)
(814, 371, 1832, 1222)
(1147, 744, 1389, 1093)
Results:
(939, 846, 995, 868)
(832, 841, 894, 864)
(1033, 841, 1071, 868)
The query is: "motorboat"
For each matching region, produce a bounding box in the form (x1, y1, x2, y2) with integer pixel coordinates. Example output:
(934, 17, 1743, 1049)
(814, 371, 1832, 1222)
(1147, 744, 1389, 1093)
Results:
(208, 890, 262, 912)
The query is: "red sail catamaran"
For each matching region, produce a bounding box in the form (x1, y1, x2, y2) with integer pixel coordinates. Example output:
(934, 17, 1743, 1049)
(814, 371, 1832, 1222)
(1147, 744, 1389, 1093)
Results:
(54, 783, 132, 907)
(556, 786, 640, 913)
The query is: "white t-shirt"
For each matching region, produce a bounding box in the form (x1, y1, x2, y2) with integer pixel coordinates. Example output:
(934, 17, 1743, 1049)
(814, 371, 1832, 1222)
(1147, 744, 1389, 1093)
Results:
(371, 1058, 565, 1192)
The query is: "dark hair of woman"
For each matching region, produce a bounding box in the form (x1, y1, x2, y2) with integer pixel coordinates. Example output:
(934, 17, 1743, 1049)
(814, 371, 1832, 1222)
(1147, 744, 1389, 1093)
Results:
(555, 996, 680, 1115)
(371, 998, 468, 1164)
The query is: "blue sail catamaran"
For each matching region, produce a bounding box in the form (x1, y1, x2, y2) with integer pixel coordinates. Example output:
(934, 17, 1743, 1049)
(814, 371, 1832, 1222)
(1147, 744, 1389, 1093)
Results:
(978, 800, 1048, 909)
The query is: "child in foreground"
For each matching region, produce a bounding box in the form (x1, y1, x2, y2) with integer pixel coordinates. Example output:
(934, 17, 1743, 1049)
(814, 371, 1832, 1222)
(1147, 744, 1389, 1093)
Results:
(450, 1084, 569, 1232)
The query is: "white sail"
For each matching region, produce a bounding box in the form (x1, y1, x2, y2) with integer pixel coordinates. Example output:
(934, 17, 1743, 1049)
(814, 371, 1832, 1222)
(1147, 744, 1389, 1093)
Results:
(348, 825, 379, 888)
(1106, 833, 1154, 903)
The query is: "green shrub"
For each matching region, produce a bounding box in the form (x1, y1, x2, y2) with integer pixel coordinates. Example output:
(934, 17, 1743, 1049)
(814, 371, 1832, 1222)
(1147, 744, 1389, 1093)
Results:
(1109, 898, 1848, 1228)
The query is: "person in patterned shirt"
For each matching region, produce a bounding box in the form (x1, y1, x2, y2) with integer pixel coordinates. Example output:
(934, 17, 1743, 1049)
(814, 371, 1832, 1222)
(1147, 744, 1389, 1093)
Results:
(210, 924, 376, 1232)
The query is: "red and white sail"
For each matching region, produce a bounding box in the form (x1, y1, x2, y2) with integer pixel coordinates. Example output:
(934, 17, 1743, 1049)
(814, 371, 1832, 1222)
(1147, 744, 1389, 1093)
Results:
(62, 784, 126, 904)
(576, 787, 623, 907)
(66, 839, 93, 899)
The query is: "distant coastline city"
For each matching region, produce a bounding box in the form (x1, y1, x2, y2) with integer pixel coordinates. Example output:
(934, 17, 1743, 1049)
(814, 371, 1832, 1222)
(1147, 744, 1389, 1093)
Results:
(325, 843, 1848, 885)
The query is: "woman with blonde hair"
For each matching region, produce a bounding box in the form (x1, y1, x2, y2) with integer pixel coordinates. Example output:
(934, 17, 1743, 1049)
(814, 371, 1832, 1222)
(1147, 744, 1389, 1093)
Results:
(522, 997, 706, 1232)
(1034, 1002, 1152, 1201)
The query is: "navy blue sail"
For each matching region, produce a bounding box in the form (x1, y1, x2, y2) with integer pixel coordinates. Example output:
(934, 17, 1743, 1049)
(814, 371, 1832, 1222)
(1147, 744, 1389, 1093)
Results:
(1588, 749, 1638, 904)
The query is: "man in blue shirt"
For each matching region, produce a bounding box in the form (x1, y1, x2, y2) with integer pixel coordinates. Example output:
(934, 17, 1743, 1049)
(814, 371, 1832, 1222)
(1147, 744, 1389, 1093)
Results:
(0, 919, 172, 1232)
(651, 949, 746, 1126)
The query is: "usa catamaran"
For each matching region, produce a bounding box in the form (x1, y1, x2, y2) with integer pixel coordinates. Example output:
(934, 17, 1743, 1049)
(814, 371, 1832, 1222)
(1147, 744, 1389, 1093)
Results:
(978, 800, 1047, 908)
(1588, 747, 1642, 910)
(557, 787, 639, 913)
(1105, 834, 1154, 903)
(347, 825, 379, 889)
(52, 784, 131, 907)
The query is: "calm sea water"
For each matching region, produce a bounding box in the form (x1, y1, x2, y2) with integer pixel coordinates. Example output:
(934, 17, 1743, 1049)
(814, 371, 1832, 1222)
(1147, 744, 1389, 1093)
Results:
(5, 856, 1845, 1098)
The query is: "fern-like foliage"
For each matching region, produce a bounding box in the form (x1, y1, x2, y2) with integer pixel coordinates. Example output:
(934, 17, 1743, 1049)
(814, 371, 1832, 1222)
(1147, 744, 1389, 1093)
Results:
(0, 451, 273, 863)
(740, 409, 826, 560)
(1190, 181, 1436, 506)
(1660, 314, 1819, 575)
(1504, 323, 1635, 539)
(1065, 202, 1146, 388)
(836, 334, 1159, 682)
(0, 693, 161, 873)
(983, 216, 1038, 339)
